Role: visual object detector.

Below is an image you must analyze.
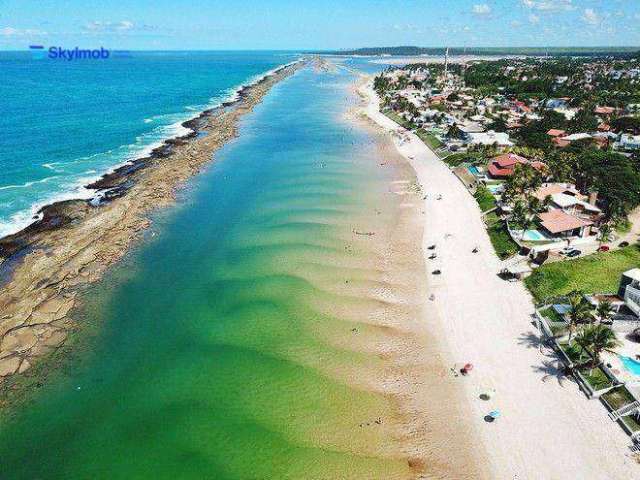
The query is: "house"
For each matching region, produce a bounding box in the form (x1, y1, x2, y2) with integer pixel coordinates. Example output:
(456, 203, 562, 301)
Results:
(619, 134, 640, 151)
(547, 129, 566, 138)
(594, 106, 616, 117)
(487, 153, 545, 179)
(533, 183, 584, 202)
(466, 131, 513, 147)
(552, 137, 571, 148)
(618, 269, 640, 318)
(538, 209, 593, 239)
(533, 185, 603, 240)
(547, 192, 602, 223)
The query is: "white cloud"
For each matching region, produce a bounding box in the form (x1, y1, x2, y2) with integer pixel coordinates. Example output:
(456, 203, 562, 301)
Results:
(582, 8, 599, 25)
(84, 20, 135, 33)
(0, 26, 47, 36)
(521, 0, 574, 11)
(528, 14, 540, 24)
(472, 4, 491, 15)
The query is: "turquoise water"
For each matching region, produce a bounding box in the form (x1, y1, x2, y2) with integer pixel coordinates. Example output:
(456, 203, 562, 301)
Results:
(521, 230, 546, 241)
(620, 355, 640, 376)
(467, 165, 481, 177)
(0, 62, 413, 478)
(0, 51, 295, 237)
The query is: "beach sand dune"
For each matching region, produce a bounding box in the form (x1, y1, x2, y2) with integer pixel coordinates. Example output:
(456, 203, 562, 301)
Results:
(359, 79, 640, 479)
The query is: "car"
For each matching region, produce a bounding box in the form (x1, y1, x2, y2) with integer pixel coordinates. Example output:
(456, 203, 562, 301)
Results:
(598, 245, 610, 252)
(566, 250, 582, 258)
(619, 241, 630, 248)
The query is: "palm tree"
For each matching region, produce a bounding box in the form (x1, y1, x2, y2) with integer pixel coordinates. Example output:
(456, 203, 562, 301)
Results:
(575, 324, 621, 370)
(596, 300, 614, 324)
(566, 291, 594, 342)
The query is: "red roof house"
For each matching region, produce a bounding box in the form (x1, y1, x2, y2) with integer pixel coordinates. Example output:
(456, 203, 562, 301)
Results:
(487, 153, 545, 179)
(594, 106, 615, 115)
(547, 129, 566, 137)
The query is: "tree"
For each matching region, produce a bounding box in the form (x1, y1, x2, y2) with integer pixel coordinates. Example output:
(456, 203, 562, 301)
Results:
(568, 109, 599, 133)
(446, 123, 464, 140)
(596, 300, 614, 324)
(502, 163, 544, 204)
(566, 291, 594, 342)
(598, 223, 612, 246)
(612, 116, 640, 134)
(575, 324, 621, 369)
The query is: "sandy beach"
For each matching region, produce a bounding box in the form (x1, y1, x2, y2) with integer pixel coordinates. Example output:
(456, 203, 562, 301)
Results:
(0, 61, 302, 384)
(359, 79, 640, 479)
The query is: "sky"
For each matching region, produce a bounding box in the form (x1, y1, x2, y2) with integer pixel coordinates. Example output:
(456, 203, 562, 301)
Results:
(0, 0, 639, 50)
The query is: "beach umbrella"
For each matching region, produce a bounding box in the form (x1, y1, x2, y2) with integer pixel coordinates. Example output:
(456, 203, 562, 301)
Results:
(489, 410, 501, 420)
(463, 363, 474, 372)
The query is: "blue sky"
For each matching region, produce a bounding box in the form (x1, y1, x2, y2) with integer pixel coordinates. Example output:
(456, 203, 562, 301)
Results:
(1, 0, 639, 50)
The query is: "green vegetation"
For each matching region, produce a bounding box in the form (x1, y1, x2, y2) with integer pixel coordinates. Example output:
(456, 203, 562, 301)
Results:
(559, 341, 591, 364)
(539, 306, 565, 324)
(580, 365, 613, 391)
(442, 152, 485, 168)
(382, 110, 411, 129)
(622, 414, 640, 433)
(602, 386, 636, 410)
(474, 185, 496, 212)
(485, 212, 519, 259)
(416, 130, 443, 150)
(524, 245, 640, 302)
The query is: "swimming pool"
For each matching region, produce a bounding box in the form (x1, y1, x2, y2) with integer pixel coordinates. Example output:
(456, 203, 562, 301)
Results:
(486, 184, 503, 194)
(522, 229, 546, 241)
(468, 165, 481, 176)
(620, 355, 640, 376)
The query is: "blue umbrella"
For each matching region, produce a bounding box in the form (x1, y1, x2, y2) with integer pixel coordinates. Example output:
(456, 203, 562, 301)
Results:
(489, 410, 501, 419)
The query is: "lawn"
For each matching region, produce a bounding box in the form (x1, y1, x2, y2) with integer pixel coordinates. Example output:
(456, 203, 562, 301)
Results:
(579, 365, 613, 391)
(442, 152, 485, 168)
(474, 185, 496, 213)
(558, 341, 592, 364)
(602, 386, 636, 410)
(622, 414, 640, 432)
(524, 244, 640, 302)
(381, 111, 443, 151)
(383, 110, 413, 130)
(416, 130, 443, 150)
(539, 306, 566, 323)
(485, 212, 519, 259)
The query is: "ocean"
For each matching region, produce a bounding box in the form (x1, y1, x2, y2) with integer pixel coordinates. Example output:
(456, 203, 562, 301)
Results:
(0, 55, 421, 478)
(0, 51, 296, 237)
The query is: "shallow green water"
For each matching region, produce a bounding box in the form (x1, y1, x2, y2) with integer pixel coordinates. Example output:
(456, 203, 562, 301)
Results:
(0, 67, 410, 479)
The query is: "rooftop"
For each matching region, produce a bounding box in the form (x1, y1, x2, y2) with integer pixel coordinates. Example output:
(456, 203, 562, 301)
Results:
(538, 209, 593, 234)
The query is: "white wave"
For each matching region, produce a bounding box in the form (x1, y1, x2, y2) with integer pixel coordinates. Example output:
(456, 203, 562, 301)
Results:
(0, 58, 303, 239)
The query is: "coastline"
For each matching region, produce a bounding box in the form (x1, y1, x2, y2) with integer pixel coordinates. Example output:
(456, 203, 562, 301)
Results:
(359, 78, 640, 478)
(0, 60, 303, 381)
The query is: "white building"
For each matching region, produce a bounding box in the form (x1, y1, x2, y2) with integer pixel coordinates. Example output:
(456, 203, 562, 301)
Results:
(466, 130, 513, 147)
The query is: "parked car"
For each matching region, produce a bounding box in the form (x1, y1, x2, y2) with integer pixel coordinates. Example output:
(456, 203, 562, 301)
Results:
(619, 241, 630, 248)
(566, 249, 582, 258)
(598, 245, 610, 252)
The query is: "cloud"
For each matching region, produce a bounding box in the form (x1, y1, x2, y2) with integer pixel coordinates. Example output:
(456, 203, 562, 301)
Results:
(528, 14, 540, 24)
(472, 4, 491, 15)
(83, 20, 135, 33)
(521, 0, 574, 11)
(0, 26, 47, 36)
(582, 8, 599, 25)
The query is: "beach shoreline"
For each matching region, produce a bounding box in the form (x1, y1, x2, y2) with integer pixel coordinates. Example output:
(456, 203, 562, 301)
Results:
(0, 60, 303, 383)
(358, 78, 640, 478)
